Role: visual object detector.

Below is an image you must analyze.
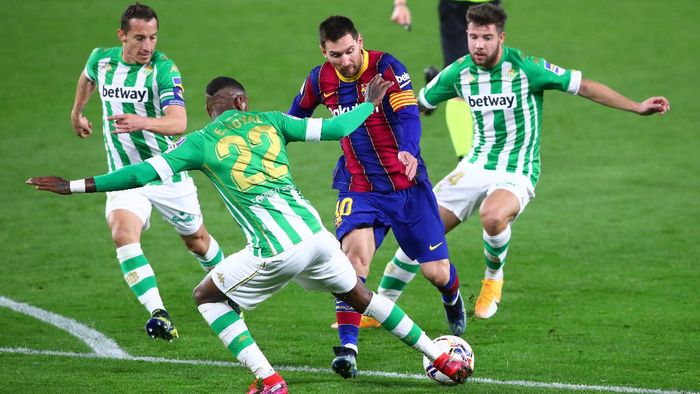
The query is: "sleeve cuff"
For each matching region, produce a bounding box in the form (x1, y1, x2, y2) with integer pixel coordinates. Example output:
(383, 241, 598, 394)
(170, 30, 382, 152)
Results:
(145, 156, 174, 181)
(568, 70, 582, 95)
(69, 180, 86, 193)
(418, 88, 437, 109)
(305, 118, 323, 142)
(83, 68, 94, 82)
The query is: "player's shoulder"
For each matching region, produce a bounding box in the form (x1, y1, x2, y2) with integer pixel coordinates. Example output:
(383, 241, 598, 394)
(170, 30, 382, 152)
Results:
(511, 47, 547, 72)
(374, 50, 404, 67)
(86, 47, 118, 62)
(151, 51, 178, 68)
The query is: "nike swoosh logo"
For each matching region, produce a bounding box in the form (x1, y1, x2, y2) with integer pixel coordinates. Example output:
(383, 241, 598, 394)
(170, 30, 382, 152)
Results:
(429, 242, 443, 251)
(322, 91, 335, 99)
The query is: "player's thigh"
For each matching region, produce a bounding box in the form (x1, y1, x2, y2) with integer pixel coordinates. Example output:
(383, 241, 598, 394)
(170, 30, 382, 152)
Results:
(105, 188, 153, 232)
(334, 192, 390, 250)
(210, 246, 307, 311)
(433, 161, 490, 222)
(482, 172, 535, 221)
(389, 181, 450, 263)
(146, 179, 204, 236)
(293, 230, 357, 294)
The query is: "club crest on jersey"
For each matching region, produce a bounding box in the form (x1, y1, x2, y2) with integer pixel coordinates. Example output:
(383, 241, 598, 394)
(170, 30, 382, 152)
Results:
(141, 65, 154, 76)
(466, 93, 517, 111)
(101, 63, 113, 74)
(505, 68, 518, 81)
(544, 61, 566, 76)
(101, 85, 148, 103)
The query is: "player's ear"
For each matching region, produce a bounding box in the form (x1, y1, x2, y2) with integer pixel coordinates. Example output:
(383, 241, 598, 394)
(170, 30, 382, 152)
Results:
(117, 29, 127, 43)
(234, 95, 248, 112)
(319, 44, 327, 58)
(357, 34, 363, 48)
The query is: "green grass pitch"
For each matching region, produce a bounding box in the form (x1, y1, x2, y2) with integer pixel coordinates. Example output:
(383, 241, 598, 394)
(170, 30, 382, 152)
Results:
(1, 0, 698, 392)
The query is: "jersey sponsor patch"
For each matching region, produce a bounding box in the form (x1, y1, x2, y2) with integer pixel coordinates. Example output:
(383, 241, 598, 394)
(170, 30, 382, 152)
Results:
(466, 93, 517, 111)
(101, 85, 148, 103)
(395, 71, 412, 88)
(544, 61, 566, 76)
(165, 136, 186, 153)
(173, 77, 184, 102)
(330, 102, 380, 117)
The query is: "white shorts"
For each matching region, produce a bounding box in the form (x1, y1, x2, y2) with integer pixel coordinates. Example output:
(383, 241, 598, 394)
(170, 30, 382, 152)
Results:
(104, 178, 203, 235)
(209, 230, 357, 310)
(433, 161, 536, 222)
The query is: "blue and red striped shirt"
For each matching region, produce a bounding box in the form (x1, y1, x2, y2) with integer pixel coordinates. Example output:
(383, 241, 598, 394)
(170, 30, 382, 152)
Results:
(289, 50, 427, 193)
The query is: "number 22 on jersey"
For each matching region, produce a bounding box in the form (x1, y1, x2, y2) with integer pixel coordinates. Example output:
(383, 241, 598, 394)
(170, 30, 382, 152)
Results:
(215, 125, 289, 191)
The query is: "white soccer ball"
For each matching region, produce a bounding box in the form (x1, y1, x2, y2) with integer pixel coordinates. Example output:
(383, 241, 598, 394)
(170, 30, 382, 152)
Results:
(422, 335, 475, 385)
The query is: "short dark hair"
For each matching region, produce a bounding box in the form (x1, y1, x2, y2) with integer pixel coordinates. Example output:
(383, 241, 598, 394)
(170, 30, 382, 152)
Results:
(319, 16, 359, 46)
(467, 3, 507, 32)
(206, 76, 246, 96)
(120, 3, 158, 32)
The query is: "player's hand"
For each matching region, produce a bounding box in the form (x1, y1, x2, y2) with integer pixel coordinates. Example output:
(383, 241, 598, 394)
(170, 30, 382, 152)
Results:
(398, 151, 418, 180)
(26, 176, 71, 195)
(364, 74, 394, 106)
(391, 3, 412, 31)
(637, 97, 671, 116)
(71, 114, 93, 138)
(108, 113, 150, 133)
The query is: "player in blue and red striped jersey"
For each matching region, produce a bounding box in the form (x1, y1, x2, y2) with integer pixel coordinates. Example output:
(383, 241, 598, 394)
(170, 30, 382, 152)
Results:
(289, 15, 466, 379)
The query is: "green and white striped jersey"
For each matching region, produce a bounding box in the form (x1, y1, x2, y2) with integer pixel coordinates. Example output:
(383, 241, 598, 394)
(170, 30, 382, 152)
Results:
(84, 47, 187, 182)
(149, 110, 329, 258)
(419, 46, 581, 186)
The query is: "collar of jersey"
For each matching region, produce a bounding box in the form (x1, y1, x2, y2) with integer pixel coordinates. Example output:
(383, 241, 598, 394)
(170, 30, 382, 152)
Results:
(334, 49, 369, 83)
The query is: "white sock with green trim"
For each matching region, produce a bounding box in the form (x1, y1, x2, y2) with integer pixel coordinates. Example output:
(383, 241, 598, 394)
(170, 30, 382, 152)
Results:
(483, 225, 510, 279)
(116, 243, 164, 314)
(378, 248, 420, 302)
(192, 235, 224, 272)
(364, 293, 442, 361)
(198, 302, 275, 378)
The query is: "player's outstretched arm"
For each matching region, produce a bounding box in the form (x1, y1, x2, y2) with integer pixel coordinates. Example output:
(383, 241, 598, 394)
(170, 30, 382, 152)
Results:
(577, 79, 670, 116)
(71, 73, 96, 139)
(319, 75, 394, 140)
(27, 162, 161, 195)
(108, 105, 187, 135)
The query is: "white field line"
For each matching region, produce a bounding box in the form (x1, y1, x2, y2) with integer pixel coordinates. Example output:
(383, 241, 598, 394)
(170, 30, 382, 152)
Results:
(1, 297, 696, 394)
(0, 296, 128, 358)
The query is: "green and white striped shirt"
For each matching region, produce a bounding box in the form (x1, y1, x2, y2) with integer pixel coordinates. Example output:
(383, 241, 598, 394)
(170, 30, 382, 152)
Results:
(145, 106, 373, 257)
(84, 47, 187, 182)
(419, 46, 581, 186)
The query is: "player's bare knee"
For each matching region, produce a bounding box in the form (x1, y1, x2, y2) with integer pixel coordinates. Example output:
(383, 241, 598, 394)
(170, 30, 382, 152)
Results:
(480, 210, 507, 235)
(183, 226, 209, 255)
(110, 227, 139, 247)
(345, 249, 372, 271)
(192, 278, 222, 306)
(421, 259, 450, 287)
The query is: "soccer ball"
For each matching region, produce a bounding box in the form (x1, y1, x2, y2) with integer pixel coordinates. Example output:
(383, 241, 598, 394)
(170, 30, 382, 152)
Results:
(422, 335, 475, 385)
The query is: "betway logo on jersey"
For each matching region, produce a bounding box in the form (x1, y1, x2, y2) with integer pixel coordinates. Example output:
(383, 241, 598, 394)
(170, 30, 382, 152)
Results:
(467, 93, 517, 111)
(395, 72, 411, 88)
(330, 103, 380, 117)
(101, 85, 148, 103)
